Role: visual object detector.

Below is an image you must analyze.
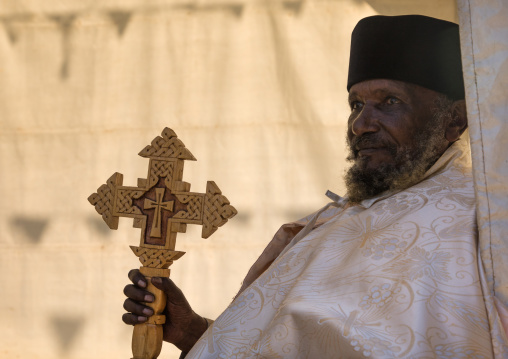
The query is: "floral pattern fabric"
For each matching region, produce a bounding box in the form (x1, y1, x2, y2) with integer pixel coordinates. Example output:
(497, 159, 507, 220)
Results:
(186, 139, 508, 358)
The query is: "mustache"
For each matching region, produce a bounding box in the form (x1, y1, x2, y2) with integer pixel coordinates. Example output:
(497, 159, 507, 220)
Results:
(348, 134, 398, 158)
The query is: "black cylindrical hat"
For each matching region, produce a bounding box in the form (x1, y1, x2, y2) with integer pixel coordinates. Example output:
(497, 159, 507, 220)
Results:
(347, 15, 465, 100)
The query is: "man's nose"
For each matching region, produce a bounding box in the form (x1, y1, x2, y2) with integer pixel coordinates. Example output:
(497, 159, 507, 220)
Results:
(351, 104, 380, 137)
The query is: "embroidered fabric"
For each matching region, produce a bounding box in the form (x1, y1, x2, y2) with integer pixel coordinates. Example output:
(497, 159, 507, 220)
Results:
(186, 139, 508, 358)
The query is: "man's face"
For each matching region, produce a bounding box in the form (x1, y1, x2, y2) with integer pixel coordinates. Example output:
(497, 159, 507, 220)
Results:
(345, 79, 451, 202)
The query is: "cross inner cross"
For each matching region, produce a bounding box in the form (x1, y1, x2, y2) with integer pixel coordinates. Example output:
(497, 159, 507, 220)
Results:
(143, 188, 174, 238)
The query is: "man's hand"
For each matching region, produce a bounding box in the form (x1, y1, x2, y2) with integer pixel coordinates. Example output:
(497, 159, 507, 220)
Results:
(122, 269, 209, 352)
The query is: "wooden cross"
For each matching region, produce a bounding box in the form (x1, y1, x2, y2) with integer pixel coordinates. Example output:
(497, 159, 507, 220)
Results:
(88, 128, 237, 359)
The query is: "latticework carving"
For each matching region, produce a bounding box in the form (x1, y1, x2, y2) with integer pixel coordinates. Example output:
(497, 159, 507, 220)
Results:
(173, 194, 203, 220)
(89, 130, 237, 240)
(148, 160, 174, 187)
(130, 246, 185, 268)
(202, 181, 238, 238)
(139, 128, 196, 161)
(89, 127, 237, 359)
(88, 172, 122, 229)
(116, 189, 144, 215)
(153, 160, 173, 178)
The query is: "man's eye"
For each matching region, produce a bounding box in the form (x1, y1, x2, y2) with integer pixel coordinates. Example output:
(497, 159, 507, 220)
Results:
(350, 101, 364, 110)
(386, 97, 400, 105)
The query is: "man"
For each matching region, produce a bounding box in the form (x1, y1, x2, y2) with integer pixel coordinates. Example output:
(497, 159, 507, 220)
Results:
(123, 15, 508, 357)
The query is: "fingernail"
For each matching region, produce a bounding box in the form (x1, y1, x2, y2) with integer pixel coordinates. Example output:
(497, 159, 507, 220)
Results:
(137, 279, 147, 288)
(138, 316, 147, 322)
(144, 294, 154, 302)
(143, 308, 154, 316)
(152, 277, 162, 285)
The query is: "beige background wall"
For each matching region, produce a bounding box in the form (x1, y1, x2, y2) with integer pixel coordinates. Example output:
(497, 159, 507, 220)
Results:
(0, 1, 457, 358)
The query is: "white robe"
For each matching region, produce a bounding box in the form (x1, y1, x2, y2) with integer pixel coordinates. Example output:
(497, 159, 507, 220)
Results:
(187, 139, 508, 358)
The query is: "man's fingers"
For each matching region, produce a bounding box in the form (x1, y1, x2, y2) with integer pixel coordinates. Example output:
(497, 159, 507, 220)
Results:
(123, 270, 154, 328)
(122, 313, 148, 325)
(123, 284, 155, 303)
(123, 298, 154, 317)
(128, 269, 148, 288)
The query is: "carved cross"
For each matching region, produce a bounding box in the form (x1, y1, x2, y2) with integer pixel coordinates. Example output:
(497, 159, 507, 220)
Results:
(88, 127, 237, 359)
(144, 188, 174, 238)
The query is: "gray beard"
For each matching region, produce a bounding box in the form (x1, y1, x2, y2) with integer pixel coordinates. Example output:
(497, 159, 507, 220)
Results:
(344, 106, 450, 203)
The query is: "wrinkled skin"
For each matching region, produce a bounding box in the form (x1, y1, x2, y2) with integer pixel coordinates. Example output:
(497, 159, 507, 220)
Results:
(347, 79, 467, 169)
(122, 270, 208, 352)
(345, 79, 468, 202)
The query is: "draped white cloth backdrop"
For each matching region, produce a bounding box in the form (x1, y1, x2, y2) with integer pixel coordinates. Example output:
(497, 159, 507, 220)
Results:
(2, 1, 503, 358)
(458, 0, 508, 310)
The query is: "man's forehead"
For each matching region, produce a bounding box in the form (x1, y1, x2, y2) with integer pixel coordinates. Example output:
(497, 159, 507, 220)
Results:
(348, 79, 413, 98)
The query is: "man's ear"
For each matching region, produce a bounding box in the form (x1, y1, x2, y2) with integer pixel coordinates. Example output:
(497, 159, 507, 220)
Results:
(445, 99, 468, 143)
